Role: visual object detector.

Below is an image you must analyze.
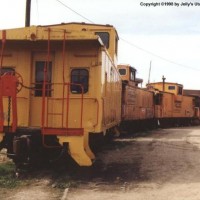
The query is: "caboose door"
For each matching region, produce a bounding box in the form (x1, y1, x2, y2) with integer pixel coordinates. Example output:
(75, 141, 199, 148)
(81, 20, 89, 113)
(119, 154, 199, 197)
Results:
(29, 52, 54, 127)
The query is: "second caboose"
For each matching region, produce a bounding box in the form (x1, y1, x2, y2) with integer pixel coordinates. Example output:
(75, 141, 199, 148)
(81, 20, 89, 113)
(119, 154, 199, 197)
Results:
(118, 64, 155, 132)
(147, 81, 199, 127)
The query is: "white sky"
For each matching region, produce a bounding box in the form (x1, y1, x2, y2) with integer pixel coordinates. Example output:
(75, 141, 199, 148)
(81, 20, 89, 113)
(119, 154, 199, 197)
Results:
(0, 0, 200, 89)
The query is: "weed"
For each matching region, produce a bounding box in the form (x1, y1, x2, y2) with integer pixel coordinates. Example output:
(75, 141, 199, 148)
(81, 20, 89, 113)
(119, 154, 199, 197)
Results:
(0, 162, 20, 188)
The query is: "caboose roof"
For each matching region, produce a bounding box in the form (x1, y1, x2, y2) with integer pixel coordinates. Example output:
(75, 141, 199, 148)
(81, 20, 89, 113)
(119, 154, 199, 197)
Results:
(0, 24, 104, 45)
(42, 22, 115, 29)
(147, 82, 183, 87)
(42, 22, 119, 39)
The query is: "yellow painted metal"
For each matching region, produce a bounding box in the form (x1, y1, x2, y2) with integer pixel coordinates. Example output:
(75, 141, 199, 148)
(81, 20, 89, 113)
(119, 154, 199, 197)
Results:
(147, 82, 183, 95)
(0, 23, 121, 131)
(0, 23, 122, 166)
(117, 64, 132, 82)
(83, 130, 95, 159)
(47, 23, 119, 62)
(58, 135, 93, 166)
(0, 26, 99, 42)
(0, 23, 118, 64)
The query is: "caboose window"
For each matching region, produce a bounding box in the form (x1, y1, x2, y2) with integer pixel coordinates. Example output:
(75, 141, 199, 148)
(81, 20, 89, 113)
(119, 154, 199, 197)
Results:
(168, 86, 175, 90)
(35, 61, 52, 97)
(115, 35, 118, 55)
(154, 93, 163, 105)
(71, 69, 89, 94)
(130, 71, 135, 81)
(95, 32, 110, 49)
(0, 67, 15, 75)
(118, 69, 126, 75)
(130, 68, 136, 81)
(178, 86, 183, 95)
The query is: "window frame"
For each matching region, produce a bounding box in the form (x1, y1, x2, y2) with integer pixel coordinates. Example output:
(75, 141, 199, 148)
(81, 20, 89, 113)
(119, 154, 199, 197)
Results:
(0, 67, 15, 75)
(34, 61, 52, 97)
(168, 86, 175, 90)
(95, 32, 110, 49)
(177, 86, 183, 95)
(118, 68, 127, 76)
(70, 68, 89, 94)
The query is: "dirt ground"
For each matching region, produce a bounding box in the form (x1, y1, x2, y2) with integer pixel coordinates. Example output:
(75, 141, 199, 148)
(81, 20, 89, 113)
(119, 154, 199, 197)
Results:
(1, 126, 200, 200)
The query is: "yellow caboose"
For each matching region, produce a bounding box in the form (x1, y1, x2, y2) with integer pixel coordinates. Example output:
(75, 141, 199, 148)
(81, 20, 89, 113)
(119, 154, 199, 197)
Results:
(118, 64, 155, 131)
(147, 81, 199, 126)
(0, 23, 121, 166)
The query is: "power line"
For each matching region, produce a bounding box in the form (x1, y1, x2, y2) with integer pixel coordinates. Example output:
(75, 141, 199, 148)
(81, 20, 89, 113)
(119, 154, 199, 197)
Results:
(54, 0, 200, 71)
(55, 0, 94, 23)
(120, 37, 200, 71)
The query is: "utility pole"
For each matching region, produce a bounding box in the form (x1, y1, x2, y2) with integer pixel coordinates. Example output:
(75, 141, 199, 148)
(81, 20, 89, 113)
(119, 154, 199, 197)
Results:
(148, 61, 152, 84)
(25, 0, 31, 27)
(162, 75, 166, 92)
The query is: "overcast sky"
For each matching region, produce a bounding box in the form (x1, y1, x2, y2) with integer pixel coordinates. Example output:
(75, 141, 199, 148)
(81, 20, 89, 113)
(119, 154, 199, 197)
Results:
(0, 0, 200, 89)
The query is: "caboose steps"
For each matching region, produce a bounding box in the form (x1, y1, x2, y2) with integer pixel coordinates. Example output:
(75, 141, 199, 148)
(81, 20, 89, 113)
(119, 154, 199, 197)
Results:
(58, 135, 93, 166)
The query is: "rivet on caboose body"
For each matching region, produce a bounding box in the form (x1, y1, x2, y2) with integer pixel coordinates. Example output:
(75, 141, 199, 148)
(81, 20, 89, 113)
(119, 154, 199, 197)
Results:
(0, 23, 121, 167)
